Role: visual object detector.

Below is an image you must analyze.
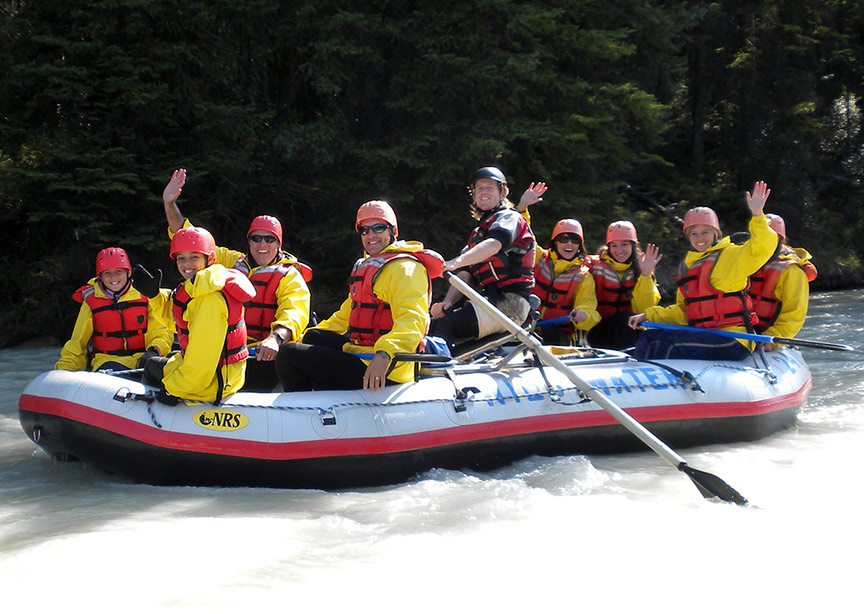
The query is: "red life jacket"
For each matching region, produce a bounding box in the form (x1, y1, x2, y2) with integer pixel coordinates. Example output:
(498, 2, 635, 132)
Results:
(677, 251, 757, 329)
(532, 252, 590, 333)
(171, 272, 250, 366)
(347, 249, 443, 348)
(591, 258, 637, 318)
(233, 254, 313, 341)
(749, 258, 796, 331)
(466, 208, 535, 294)
(75, 284, 149, 357)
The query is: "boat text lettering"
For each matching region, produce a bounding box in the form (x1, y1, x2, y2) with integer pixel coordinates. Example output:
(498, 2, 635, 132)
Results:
(194, 410, 249, 431)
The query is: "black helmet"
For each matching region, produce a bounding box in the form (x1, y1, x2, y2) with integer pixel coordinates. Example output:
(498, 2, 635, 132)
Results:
(471, 166, 507, 185)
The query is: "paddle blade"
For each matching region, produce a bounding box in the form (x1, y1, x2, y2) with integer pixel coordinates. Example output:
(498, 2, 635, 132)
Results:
(680, 464, 749, 506)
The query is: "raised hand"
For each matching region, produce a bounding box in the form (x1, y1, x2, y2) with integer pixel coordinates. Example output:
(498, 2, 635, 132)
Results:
(518, 181, 548, 210)
(639, 243, 663, 277)
(131, 264, 163, 299)
(745, 180, 771, 216)
(163, 168, 186, 206)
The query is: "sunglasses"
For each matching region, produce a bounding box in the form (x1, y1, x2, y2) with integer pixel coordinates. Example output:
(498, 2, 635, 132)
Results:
(556, 233, 581, 244)
(249, 234, 279, 244)
(358, 223, 390, 236)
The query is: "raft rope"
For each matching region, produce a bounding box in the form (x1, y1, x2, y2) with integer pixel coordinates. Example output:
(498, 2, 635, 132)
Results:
(145, 400, 163, 428)
(691, 361, 776, 382)
(114, 362, 774, 419)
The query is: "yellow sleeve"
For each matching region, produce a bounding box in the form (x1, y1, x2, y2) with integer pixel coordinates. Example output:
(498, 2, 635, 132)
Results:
(571, 273, 601, 331)
(55, 302, 94, 371)
(271, 267, 311, 341)
(631, 275, 661, 314)
(214, 245, 245, 269)
(372, 259, 430, 357)
(644, 289, 688, 325)
(762, 265, 809, 340)
(162, 292, 229, 399)
(167, 217, 192, 238)
(311, 296, 352, 336)
(144, 289, 174, 356)
(711, 215, 778, 292)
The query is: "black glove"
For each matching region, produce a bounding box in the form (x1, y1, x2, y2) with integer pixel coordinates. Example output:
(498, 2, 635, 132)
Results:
(156, 388, 180, 406)
(132, 264, 163, 299)
(136, 347, 160, 369)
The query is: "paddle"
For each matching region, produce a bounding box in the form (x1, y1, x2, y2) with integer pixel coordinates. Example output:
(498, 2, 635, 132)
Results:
(535, 316, 571, 328)
(445, 272, 748, 505)
(249, 346, 452, 363)
(640, 321, 858, 352)
(98, 367, 144, 376)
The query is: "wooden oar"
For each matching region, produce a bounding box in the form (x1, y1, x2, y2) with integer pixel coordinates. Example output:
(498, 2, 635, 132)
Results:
(445, 272, 748, 505)
(640, 321, 858, 352)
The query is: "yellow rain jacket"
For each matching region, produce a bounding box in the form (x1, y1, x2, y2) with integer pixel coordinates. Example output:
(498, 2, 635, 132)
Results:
(56, 280, 172, 372)
(533, 248, 601, 332)
(758, 246, 814, 342)
(311, 241, 432, 384)
(596, 251, 662, 315)
(162, 265, 256, 402)
(644, 214, 777, 348)
(170, 219, 311, 344)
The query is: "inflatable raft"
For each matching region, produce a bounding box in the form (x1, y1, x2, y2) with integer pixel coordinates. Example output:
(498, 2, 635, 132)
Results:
(18, 344, 811, 488)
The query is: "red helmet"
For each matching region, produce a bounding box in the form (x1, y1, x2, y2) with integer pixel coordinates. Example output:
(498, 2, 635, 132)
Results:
(170, 227, 217, 265)
(766, 213, 786, 240)
(551, 218, 583, 243)
(683, 207, 721, 238)
(606, 220, 638, 243)
(95, 247, 131, 275)
(355, 200, 398, 237)
(247, 215, 283, 245)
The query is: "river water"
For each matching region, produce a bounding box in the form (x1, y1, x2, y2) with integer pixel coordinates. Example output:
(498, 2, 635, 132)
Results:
(1, 290, 862, 612)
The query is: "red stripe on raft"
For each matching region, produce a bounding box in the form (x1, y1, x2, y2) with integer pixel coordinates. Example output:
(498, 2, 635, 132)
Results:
(19, 376, 810, 461)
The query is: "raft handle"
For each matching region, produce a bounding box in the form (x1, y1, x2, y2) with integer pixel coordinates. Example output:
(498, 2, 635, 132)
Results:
(113, 388, 157, 403)
(318, 410, 337, 426)
(454, 386, 480, 413)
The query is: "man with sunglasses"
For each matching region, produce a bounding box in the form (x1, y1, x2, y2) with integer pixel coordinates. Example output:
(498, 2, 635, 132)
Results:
(160, 169, 311, 391)
(275, 200, 443, 392)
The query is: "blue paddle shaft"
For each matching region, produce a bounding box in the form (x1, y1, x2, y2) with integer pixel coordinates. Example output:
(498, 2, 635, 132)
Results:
(641, 321, 856, 352)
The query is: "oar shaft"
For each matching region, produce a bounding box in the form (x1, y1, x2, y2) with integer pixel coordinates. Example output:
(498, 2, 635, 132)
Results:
(536, 316, 571, 328)
(250, 346, 450, 363)
(99, 368, 144, 376)
(446, 273, 748, 505)
(641, 321, 856, 352)
(447, 275, 685, 467)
